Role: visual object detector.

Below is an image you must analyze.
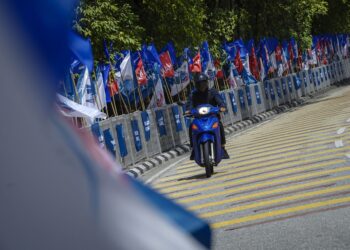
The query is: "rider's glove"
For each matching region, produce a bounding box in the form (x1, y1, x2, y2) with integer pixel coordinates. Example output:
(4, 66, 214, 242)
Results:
(219, 107, 226, 112)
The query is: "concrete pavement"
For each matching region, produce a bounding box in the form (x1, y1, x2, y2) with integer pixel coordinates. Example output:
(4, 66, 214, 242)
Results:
(146, 85, 350, 250)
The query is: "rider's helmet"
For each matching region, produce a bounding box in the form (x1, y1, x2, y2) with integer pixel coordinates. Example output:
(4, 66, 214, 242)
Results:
(194, 73, 209, 92)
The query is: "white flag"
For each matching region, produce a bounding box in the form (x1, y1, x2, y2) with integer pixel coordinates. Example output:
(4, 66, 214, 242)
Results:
(170, 61, 190, 96)
(57, 94, 107, 124)
(76, 67, 96, 108)
(95, 71, 107, 110)
(148, 77, 166, 108)
(120, 53, 134, 81)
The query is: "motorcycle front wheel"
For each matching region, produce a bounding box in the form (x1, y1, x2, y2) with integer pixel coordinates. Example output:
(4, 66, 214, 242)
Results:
(203, 141, 213, 178)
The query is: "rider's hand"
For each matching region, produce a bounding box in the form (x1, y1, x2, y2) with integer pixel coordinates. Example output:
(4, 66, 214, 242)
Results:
(185, 110, 191, 115)
(220, 107, 226, 112)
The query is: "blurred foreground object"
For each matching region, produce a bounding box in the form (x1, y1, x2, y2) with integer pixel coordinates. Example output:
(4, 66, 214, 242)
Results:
(0, 1, 211, 249)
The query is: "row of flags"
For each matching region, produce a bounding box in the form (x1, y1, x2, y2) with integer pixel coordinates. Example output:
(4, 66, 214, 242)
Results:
(59, 34, 350, 122)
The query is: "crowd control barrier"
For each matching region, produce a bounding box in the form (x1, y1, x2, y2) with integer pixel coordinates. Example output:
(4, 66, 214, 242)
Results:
(86, 59, 350, 169)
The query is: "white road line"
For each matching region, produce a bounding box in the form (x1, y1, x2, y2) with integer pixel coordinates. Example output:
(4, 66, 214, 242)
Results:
(335, 140, 344, 148)
(145, 156, 188, 184)
(337, 127, 346, 135)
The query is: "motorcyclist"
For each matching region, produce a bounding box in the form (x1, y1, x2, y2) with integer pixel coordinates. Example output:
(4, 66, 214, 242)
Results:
(186, 73, 230, 160)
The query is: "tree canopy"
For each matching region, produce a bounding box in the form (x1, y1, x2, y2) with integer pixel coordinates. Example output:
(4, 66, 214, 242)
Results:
(73, 0, 350, 60)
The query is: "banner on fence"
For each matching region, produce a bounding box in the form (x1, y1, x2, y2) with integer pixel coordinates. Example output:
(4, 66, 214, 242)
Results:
(131, 120, 142, 152)
(171, 106, 183, 132)
(254, 85, 262, 104)
(116, 124, 128, 157)
(91, 123, 105, 148)
(141, 111, 151, 142)
(229, 91, 238, 113)
(103, 128, 116, 157)
(155, 110, 167, 136)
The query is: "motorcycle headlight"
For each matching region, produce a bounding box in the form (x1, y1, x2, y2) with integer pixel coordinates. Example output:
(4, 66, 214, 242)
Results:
(198, 107, 210, 115)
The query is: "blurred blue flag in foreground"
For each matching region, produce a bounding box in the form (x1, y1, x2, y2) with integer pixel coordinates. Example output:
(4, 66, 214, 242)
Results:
(0, 1, 211, 249)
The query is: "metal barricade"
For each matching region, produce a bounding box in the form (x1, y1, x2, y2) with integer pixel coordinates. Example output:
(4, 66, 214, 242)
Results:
(299, 71, 309, 96)
(110, 115, 135, 168)
(262, 81, 273, 110)
(227, 89, 243, 123)
(141, 110, 162, 158)
(219, 90, 234, 126)
(152, 106, 176, 152)
(291, 73, 302, 100)
(269, 79, 281, 107)
(250, 83, 266, 114)
(168, 104, 189, 146)
(274, 78, 286, 105)
(237, 87, 250, 119)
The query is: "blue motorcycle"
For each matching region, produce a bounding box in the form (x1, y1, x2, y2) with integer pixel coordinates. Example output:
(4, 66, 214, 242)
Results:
(188, 104, 222, 178)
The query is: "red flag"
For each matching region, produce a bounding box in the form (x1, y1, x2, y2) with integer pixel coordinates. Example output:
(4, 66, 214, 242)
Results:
(108, 72, 118, 96)
(275, 45, 282, 63)
(190, 52, 201, 73)
(234, 49, 244, 74)
(214, 59, 224, 79)
(159, 51, 175, 77)
(249, 47, 260, 80)
(288, 43, 294, 61)
(135, 58, 147, 86)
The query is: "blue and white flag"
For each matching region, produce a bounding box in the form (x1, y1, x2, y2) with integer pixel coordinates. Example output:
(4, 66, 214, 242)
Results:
(91, 123, 105, 149)
(170, 61, 190, 96)
(76, 67, 96, 108)
(95, 70, 107, 110)
(57, 94, 107, 124)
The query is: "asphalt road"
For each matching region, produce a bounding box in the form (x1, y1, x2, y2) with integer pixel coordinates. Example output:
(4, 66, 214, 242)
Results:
(143, 85, 350, 250)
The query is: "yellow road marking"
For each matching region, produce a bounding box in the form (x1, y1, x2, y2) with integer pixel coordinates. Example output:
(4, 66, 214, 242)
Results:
(176, 135, 350, 172)
(201, 184, 350, 218)
(178, 166, 350, 203)
(158, 146, 349, 187)
(211, 196, 350, 229)
(189, 175, 350, 210)
(155, 145, 330, 187)
(162, 159, 346, 196)
(156, 145, 328, 184)
(236, 123, 350, 143)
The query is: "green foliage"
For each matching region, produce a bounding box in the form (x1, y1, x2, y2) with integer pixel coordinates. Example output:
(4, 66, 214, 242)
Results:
(135, 0, 207, 52)
(313, 0, 350, 35)
(73, 0, 144, 60)
(72, 0, 350, 61)
(206, 9, 237, 58)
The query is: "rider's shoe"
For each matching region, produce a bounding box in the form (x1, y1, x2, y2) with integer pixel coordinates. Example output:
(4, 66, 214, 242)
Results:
(190, 149, 195, 160)
(222, 148, 230, 159)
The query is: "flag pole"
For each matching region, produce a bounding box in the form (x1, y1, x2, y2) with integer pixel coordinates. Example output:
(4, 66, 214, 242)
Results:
(138, 86, 146, 111)
(162, 76, 174, 103)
